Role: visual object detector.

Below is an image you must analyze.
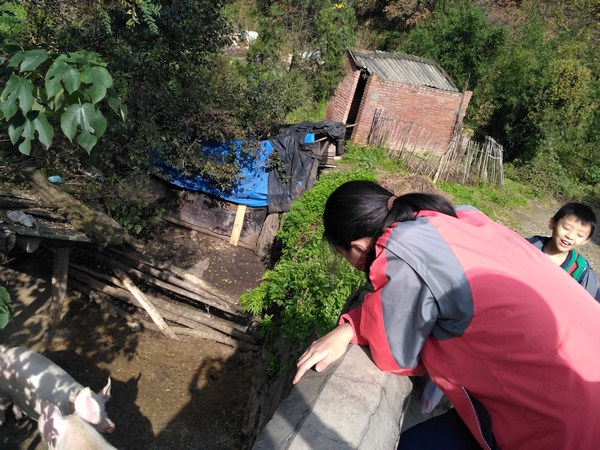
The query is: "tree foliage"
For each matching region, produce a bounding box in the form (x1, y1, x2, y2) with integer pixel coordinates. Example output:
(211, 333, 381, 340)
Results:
(0, 47, 126, 154)
(2, 0, 600, 203)
(404, 0, 506, 92)
(0, 1, 27, 44)
(395, 0, 600, 195)
(250, 0, 356, 101)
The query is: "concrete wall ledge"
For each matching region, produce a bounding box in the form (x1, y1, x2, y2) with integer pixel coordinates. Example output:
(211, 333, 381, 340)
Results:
(252, 344, 413, 449)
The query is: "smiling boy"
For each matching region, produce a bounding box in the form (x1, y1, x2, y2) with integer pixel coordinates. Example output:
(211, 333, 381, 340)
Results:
(527, 202, 600, 301)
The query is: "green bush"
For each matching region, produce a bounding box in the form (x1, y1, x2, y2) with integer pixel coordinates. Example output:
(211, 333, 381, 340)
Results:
(340, 142, 406, 173)
(240, 169, 373, 348)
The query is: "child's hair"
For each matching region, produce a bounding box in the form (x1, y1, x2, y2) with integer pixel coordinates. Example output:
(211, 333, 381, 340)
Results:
(552, 203, 597, 238)
(323, 180, 457, 263)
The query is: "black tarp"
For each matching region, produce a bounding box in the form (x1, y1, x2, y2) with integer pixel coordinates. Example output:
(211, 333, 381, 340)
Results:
(267, 120, 346, 213)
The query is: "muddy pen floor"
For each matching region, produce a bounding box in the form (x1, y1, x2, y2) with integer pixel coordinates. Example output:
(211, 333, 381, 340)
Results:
(0, 224, 267, 450)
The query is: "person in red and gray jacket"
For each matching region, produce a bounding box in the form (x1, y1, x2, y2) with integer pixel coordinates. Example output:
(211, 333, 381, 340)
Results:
(293, 180, 600, 450)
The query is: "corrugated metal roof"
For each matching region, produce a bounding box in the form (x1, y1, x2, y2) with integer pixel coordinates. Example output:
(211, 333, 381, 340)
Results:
(349, 50, 459, 92)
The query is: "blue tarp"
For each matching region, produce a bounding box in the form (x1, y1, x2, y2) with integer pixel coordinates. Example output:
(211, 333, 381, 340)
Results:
(154, 134, 314, 207)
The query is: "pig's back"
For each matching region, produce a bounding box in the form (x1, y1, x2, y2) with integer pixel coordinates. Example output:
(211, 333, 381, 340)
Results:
(56, 415, 118, 450)
(0, 347, 81, 419)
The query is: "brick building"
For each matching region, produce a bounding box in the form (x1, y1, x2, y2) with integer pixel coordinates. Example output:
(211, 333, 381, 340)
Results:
(325, 50, 472, 153)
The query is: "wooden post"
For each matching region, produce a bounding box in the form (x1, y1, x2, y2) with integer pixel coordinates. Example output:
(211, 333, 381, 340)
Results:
(0, 229, 16, 253)
(229, 204, 247, 246)
(50, 246, 70, 325)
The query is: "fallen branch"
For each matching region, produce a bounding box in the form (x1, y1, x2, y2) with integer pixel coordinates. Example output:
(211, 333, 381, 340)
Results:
(140, 320, 260, 352)
(111, 265, 178, 340)
(93, 253, 245, 317)
(68, 267, 255, 341)
(70, 279, 256, 350)
(102, 247, 239, 304)
(21, 167, 143, 249)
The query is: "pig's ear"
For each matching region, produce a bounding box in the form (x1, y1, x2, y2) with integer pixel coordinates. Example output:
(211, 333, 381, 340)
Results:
(74, 387, 102, 425)
(100, 377, 112, 400)
(38, 401, 67, 444)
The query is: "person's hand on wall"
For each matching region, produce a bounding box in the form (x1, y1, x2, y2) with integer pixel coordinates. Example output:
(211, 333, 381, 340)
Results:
(293, 323, 355, 384)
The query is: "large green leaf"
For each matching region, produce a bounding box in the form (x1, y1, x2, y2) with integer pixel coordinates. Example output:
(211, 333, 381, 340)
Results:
(45, 60, 69, 97)
(17, 118, 34, 155)
(0, 286, 13, 330)
(6, 111, 53, 152)
(0, 75, 34, 119)
(7, 112, 26, 144)
(61, 104, 80, 140)
(66, 50, 105, 67)
(77, 130, 98, 153)
(81, 65, 113, 104)
(46, 60, 81, 96)
(32, 111, 54, 149)
(19, 49, 48, 72)
(60, 103, 107, 144)
(7, 52, 26, 68)
(62, 66, 82, 95)
(0, 96, 17, 122)
(89, 109, 108, 138)
(107, 87, 128, 121)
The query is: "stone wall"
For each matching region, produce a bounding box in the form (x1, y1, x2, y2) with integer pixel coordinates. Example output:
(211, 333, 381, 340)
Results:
(251, 344, 414, 449)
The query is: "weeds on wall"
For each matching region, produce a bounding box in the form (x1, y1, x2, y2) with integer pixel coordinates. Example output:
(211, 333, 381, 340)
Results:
(240, 169, 372, 366)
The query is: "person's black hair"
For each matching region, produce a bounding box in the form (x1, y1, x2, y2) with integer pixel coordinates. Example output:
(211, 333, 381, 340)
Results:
(552, 203, 597, 238)
(323, 180, 457, 271)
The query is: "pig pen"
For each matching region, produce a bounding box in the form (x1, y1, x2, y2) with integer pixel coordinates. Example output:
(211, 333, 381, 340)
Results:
(0, 223, 267, 450)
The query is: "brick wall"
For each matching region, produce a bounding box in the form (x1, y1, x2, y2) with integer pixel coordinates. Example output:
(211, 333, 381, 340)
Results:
(325, 54, 472, 154)
(324, 56, 360, 123)
(353, 75, 471, 151)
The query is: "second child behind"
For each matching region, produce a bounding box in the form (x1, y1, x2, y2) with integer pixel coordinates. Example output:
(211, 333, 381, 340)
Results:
(526, 202, 600, 301)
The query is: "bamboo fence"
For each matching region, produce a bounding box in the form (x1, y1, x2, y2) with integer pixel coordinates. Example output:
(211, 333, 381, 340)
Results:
(367, 108, 504, 186)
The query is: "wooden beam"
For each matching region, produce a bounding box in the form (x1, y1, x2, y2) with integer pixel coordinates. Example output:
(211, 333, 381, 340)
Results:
(161, 215, 255, 251)
(229, 204, 247, 246)
(68, 268, 255, 341)
(111, 265, 178, 340)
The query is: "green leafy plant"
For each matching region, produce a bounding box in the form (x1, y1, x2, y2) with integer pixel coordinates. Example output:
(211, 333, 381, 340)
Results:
(0, 286, 13, 329)
(0, 47, 126, 155)
(240, 169, 373, 351)
(122, 0, 161, 33)
(109, 201, 165, 235)
(341, 142, 406, 173)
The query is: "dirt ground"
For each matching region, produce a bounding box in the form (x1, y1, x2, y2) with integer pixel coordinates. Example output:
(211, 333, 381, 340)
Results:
(0, 225, 268, 450)
(2, 174, 600, 450)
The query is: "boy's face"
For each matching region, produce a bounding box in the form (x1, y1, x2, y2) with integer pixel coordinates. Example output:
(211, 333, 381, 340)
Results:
(549, 214, 592, 254)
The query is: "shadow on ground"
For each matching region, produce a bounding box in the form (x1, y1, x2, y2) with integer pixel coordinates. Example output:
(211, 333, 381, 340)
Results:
(1, 236, 262, 450)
